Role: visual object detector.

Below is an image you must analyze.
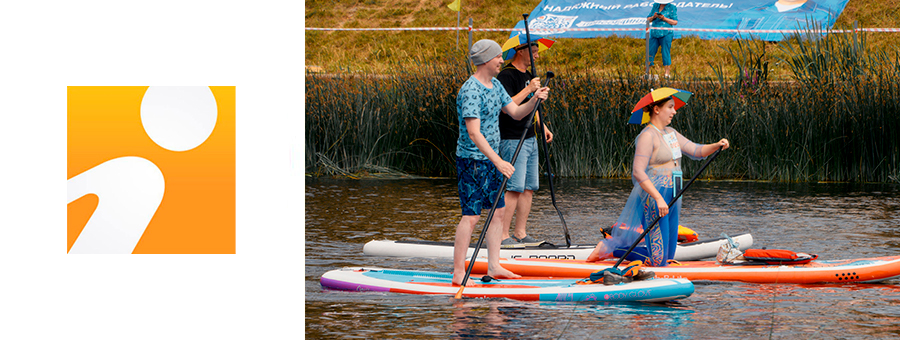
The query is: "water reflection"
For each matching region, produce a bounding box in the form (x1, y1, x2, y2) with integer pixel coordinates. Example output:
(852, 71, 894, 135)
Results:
(451, 300, 518, 338)
(449, 299, 695, 339)
(691, 282, 900, 338)
(306, 179, 900, 258)
(306, 178, 900, 338)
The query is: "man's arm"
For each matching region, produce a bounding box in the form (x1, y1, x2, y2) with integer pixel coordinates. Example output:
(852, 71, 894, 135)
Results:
(502, 87, 549, 120)
(508, 78, 541, 105)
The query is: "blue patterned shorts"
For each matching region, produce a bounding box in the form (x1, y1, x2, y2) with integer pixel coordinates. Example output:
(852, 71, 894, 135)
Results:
(457, 157, 505, 216)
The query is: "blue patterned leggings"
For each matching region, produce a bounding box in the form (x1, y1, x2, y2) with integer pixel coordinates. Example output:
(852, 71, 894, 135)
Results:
(641, 179, 680, 266)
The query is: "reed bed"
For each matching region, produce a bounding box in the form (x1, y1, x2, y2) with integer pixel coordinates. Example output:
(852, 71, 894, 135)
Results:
(306, 31, 900, 183)
(306, 59, 469, 177)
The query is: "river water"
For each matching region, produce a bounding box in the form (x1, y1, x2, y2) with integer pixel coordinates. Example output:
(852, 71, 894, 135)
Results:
(305, 178, 900, 339)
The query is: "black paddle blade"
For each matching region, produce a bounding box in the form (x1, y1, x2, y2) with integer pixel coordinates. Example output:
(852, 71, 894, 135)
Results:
(538, 242, 558, 249)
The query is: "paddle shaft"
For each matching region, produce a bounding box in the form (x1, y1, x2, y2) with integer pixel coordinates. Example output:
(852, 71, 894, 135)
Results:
(522, 13, 571, 248)
(455, 95, 548, 298)
(612, 147, 723, 268)
(535, 106, 570, 247)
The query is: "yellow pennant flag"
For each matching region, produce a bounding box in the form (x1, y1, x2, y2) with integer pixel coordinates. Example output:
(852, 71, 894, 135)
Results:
(447, 0, 460, 11)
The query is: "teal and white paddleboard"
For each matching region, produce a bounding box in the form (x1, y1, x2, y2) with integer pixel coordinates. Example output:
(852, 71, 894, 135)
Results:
(320, 267, 694, 303)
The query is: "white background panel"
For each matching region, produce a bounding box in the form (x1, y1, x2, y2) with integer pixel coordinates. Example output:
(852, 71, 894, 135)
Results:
(0, 1, 304, 338)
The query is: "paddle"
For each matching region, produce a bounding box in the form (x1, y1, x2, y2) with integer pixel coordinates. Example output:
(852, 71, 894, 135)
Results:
(522, 13, 572, 248)
(611, 147, 724, 269)
(454, 74, 554, 299)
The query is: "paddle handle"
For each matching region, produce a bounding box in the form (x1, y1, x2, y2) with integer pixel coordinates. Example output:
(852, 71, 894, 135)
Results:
(523, 14, 538, 80)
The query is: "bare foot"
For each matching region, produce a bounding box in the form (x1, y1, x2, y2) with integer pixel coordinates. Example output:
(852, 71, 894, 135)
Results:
(451, 273, 479, 286)
(487, 266, 521, 279)
(587, 245, 612, 262)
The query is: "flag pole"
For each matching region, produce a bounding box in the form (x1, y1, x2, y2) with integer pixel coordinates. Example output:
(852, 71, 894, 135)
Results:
(448, 0, 461, 49)
(456, 5, 460, 49)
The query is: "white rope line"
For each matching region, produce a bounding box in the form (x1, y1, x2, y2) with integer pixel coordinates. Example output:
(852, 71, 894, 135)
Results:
(857, 28, 900, 32)
(652, 27, 853, 34)
(306, 27, 466, 31)
(507, 28, 645, 32)
(306, 26, 900, 34)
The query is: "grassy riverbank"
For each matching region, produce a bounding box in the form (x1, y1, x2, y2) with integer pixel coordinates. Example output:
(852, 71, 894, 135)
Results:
(305, 0, 900, 79)
(305, 1, 900, 182)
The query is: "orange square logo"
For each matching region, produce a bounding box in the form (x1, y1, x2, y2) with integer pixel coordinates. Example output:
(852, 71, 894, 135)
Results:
(67, 86, 236, 254)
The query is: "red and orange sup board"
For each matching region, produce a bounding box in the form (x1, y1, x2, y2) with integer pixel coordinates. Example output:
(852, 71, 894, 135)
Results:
(468, 256, 900, 284)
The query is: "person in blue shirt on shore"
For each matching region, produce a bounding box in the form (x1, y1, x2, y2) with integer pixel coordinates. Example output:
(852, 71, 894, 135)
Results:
(723, 0, 836, 41)
(647, 0, 678, 78)
(452, 39, 549, 286)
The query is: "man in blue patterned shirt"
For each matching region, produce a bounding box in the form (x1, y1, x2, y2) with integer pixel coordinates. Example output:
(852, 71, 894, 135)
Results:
(452, 39, 549, 286)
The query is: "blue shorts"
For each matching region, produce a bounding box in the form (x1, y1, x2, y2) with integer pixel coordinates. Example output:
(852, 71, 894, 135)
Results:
(499, 138, 539, 193)
(457, 157, 506, 216)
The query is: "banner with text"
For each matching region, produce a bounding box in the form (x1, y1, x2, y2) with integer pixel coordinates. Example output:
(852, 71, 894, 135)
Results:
(512, 0, 850, 41)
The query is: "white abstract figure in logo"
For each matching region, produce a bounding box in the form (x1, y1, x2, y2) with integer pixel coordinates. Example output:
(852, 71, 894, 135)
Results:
(68, 86, 218, 254)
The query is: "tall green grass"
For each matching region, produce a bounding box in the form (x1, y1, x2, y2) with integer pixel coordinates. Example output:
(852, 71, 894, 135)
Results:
(306, 31, 900, 182)
(306, 59, 468, 177)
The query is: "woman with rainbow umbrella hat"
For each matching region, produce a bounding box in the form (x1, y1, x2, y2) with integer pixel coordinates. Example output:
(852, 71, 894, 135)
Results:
(588, 87, 730, 266)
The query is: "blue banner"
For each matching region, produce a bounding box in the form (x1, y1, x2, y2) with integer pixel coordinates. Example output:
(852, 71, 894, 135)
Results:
(511, 0, 850, 41)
